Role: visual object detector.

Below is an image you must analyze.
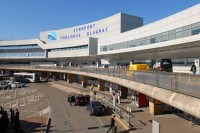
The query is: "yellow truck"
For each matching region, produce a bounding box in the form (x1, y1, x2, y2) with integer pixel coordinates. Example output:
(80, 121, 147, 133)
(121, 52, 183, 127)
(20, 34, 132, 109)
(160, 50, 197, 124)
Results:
(127, 64, 149, 77)
(129, 64, 149, 71)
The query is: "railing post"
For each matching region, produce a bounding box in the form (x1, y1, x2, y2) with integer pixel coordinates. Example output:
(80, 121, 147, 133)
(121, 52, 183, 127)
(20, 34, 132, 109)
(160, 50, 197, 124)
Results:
(118, 68, 120, 78)
(129, 111, 131, 128)
(174, 74, 176, 91)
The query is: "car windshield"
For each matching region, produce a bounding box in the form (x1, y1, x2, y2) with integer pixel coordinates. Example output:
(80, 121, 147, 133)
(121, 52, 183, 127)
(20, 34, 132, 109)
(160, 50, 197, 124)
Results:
(161, 59, 172, 68)
(92, 102, 101, 107)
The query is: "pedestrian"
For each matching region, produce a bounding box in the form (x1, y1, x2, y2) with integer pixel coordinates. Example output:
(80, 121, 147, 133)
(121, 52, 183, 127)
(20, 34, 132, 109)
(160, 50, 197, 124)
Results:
(68, 95, 72, 106)
(190, 62, 197, 75)
(71, 95, 75, 106)
(117, 91, 121, 104)
(91, 84, 94, 92)
(10, 108, 14, 127)
(14, 109, 21, 132)
(93, 90, 97, 100)
(107, 115, 116, 133)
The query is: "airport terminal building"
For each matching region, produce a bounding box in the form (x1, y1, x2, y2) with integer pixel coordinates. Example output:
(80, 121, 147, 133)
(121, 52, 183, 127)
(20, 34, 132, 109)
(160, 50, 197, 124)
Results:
(0, 4, 200, 73)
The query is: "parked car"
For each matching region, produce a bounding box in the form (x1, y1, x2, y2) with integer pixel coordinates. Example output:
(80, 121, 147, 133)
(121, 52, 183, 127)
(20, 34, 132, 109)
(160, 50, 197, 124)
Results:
(11, 82, 25, 88)
(0, 81, 8, 90)
(74, 94, 86, 106)
(153, 59, 173, 72)
(3, 80, 13, 89)
(87, 101, 105, 116)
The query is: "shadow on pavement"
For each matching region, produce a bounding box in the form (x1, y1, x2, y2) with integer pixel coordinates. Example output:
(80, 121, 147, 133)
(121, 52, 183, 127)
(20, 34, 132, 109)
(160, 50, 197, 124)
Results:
(20, 117, 48, 133)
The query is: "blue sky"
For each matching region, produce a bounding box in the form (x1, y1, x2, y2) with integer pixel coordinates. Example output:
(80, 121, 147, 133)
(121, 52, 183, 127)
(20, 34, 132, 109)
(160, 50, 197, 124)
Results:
(0, 0, 199, 40)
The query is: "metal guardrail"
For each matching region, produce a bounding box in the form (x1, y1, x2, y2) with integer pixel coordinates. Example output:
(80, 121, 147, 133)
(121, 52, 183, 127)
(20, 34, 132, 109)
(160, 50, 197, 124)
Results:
(0, 65, 200, 98)
(98, 92, 133, 127)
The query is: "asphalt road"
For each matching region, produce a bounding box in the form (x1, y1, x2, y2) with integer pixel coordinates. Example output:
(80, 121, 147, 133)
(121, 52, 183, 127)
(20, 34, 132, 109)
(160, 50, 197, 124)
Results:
(36, 83, 124, 133)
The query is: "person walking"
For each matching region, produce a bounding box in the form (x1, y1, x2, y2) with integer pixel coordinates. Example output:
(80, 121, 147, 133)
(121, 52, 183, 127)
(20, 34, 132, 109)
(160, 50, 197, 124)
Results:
(68, 95, 72, 106)
(14, 109, 21, 133)
(71, 95, 75, 106)
(10, 108, 14, 127)
(107, 115, 116, 133)
(190, 62, 197, 75)
(117, 91, 121, 104)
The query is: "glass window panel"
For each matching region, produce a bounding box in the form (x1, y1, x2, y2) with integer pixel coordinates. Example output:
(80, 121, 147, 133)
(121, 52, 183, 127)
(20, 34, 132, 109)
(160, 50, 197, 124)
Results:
(176, 31, 182, 39)
(117, 43, 121, 49)
(176, 28, 182, 32)
(123, 42, 128, 48)
(183, 25, 191, 30)
(150, 38, 156, 44)
(112, 44, 116, 50)
(155, 34, 161, 43)
(128, 41, 133, 47)
(169, 29, 175, 34)
(162, 32, 168, 36)
(192, 27, 200, 35)
(168, 33, 175, 40)
(103, 46, 107, 51)
(182, 30, 191, 37)
(140, 37, 146, 45)
(146, 36, 150, 45)
(191, 22, 200, 28)
(162, 35, 168, 41)
(132, 40, 136, 47)
(135, 39, 140, 46)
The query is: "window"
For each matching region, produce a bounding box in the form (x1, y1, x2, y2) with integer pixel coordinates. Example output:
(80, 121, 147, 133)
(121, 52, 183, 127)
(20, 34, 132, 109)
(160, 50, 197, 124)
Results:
(140, 37, 146, 45)
(155, 34, 161, 43)
(135, 39, 140, 46)
(161, 32, 168, 41)
(182, 25, 191, 37)
(150, 35, 156, 44)
(102, 46, 107, 51)
(168, 30, 175, 40)
(123, 42, 128, 48)
(146, 36, 150, 45)
(175, 28, 182, 39)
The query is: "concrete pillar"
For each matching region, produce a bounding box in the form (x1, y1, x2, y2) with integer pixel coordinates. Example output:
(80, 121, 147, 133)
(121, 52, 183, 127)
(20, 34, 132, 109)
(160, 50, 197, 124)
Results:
(149, 97, 164, 115)
(81, 76, 88, 88)
(120, 86, 128, 99)
(67, 74, 73, 84)
(97, 79, 105, 91)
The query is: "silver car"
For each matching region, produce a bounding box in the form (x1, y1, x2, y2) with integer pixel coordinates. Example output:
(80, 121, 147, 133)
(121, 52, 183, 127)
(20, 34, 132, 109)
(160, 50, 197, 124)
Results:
(11, 82, 25, 88)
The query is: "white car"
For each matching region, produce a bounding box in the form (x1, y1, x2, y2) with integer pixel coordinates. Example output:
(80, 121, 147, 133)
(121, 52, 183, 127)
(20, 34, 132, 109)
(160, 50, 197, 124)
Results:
(11, 82, 25, 88)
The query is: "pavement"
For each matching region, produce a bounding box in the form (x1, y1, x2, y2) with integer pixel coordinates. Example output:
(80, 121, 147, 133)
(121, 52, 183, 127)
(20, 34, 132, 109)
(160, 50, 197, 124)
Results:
(0, 83, 50, 133)
(54, 81, 200, 133)
(3, 81, 200, 133)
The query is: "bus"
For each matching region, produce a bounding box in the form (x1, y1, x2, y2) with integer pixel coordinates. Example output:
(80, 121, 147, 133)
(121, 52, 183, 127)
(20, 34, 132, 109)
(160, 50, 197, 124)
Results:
(13, 72, 40, 82)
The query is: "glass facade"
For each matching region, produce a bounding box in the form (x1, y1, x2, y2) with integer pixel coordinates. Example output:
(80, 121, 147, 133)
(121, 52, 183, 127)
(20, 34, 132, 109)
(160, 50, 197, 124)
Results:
(50, 45, 88, 52)
(0, 44, 45, 57)
(100, 22, 200, 52)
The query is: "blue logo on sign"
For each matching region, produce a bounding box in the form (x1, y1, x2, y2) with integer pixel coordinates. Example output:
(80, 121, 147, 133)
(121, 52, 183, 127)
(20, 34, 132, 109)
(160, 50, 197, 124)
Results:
(48, 32, 57, 40)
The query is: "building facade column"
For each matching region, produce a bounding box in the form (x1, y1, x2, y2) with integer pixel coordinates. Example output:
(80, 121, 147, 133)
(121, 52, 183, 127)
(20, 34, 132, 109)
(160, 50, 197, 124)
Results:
(81, 76, 88, 88)
(97, 79, 105, 91)
(67, 74, 73, 84)
(149, 97, 164, 115)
